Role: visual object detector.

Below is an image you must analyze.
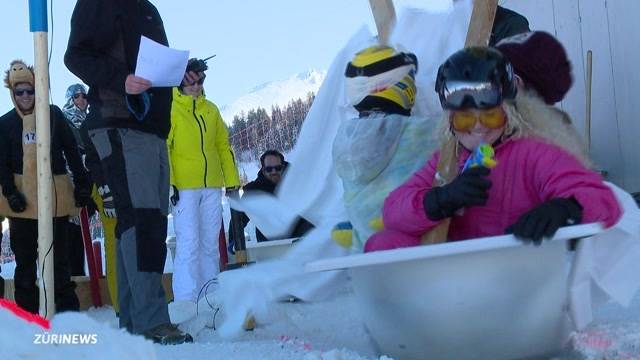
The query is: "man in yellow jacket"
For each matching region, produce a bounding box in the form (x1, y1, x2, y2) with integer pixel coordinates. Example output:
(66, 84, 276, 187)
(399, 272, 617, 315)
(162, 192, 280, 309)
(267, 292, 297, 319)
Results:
(168, 59, 240, 306)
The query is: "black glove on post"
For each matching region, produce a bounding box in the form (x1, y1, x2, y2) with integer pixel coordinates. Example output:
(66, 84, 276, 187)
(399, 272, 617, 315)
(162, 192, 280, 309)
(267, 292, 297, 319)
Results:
(74, 182, 92, 208)
(170, 185, 180, 206)
(6, 191, 27, 213)
(423, 166, 492, 221)
(508, 197, 583, 245)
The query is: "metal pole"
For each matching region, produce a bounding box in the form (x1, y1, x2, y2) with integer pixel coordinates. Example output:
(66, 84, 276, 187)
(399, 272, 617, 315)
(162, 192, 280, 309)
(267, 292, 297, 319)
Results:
(29, 0, 55, 319)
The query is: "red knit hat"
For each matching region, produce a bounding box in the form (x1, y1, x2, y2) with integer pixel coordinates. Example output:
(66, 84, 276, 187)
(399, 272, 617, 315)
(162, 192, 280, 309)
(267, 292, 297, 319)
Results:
(496, 31, 572, 104)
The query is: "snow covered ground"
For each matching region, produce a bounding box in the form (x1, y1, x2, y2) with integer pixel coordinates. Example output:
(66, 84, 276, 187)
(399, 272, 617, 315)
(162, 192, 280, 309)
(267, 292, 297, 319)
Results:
(2, 277, 640, 359)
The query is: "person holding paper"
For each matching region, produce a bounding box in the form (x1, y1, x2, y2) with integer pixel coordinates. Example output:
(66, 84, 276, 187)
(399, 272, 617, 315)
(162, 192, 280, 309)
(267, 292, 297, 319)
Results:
(64, 0, 195, 345)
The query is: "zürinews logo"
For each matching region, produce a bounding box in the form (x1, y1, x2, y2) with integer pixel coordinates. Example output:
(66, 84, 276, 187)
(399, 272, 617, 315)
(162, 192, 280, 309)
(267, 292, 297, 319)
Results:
(34, 333, 98, 345)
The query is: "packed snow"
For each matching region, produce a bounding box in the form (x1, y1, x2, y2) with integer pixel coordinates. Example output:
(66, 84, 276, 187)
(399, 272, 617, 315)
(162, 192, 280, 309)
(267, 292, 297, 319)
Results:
(2, 279, 640, 359)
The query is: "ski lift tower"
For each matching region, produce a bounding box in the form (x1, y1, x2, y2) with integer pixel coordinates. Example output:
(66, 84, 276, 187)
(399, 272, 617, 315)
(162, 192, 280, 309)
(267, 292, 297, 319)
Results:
(29, 0, 55, 319)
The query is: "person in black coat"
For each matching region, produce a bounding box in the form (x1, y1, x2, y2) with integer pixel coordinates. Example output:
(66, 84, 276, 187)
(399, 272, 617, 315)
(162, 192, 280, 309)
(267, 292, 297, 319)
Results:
(64, 0, 193, 344)
(228, 150, 313, 252)
(490, 5, 530, 46)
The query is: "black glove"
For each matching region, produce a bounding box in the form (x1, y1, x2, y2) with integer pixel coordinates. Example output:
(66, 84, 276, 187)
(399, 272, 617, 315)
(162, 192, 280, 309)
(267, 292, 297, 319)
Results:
(97, 185, 116, 218)
(86, 197, 98, 217)
(423, 166, 492, 221)
(6, 191, 27, 213)
(170, 185, 179, 206)
(74, 183, 92, 208)
(507, 197, 583, 245)
(7, 190, 27, 213)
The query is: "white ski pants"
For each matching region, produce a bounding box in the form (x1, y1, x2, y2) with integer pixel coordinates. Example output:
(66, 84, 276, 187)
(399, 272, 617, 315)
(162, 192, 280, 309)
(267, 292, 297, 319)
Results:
(172, 188, 222, 302)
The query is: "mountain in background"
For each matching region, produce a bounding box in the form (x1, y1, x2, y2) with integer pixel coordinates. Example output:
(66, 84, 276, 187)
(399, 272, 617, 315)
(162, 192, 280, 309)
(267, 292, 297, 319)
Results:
(220, 69, 326, 124)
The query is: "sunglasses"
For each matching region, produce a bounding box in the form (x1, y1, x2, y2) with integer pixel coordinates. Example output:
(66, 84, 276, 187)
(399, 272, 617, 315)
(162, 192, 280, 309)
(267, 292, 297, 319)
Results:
(14, 89, 35, 97)
(73, 93, 87, 99)
(450, 106, 506, 132)
(264, 165, 283, 173)
(441, 81, 502, 110)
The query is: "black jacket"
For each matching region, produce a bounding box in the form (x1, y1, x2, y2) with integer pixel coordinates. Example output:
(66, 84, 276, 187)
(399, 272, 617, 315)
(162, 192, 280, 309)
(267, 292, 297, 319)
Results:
(490, 6, 531, 46)
(64, 0, 172, 139)
(229, 163, 313, 244)
(0, 106, 88, 196)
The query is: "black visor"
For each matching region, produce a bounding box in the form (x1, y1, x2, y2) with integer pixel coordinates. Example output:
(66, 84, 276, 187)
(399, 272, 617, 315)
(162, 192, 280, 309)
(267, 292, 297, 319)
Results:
(441, 81, 502, 110)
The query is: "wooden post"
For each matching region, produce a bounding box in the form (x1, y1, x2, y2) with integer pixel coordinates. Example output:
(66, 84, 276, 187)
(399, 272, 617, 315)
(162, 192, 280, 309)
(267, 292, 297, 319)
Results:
(421, 0, 498, 245)
(465, 0, 499, 47)
(369, 0, 396, 45)
(29, 0, 55, 319)
(585, 50, 593, 155)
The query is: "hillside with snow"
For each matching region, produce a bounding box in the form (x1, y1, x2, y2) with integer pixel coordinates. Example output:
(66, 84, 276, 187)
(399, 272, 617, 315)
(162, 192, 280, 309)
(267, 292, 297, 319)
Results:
(220, 70, 326, 124)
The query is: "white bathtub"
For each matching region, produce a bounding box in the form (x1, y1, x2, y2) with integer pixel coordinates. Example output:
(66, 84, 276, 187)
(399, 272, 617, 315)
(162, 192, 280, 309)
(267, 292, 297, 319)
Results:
(246, 238, 299, 262)
(306, 223, 602, 360)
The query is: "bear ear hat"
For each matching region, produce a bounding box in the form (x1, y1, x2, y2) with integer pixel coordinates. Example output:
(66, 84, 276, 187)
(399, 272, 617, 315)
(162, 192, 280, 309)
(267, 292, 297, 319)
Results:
(4, 60, 35, 90)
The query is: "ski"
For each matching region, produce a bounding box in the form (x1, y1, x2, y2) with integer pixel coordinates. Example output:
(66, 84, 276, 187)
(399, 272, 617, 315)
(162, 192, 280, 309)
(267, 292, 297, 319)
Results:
(79, 207, 102, 308)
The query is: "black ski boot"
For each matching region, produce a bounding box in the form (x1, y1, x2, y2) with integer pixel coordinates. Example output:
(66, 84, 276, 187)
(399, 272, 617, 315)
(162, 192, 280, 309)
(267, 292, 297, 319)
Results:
(143, 323, 193, 345)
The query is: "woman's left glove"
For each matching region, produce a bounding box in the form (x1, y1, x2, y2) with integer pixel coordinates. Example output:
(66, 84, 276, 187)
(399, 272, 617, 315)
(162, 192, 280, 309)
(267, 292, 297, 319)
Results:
(507, 197, 583, 245)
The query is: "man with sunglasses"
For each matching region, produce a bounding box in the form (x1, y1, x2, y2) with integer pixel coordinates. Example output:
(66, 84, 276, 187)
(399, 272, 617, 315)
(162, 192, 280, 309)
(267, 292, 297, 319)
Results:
(228, 150, 312, 248)
(0, 60, 91, 313)
(365, 47, 621, 252)
(167, 58, 240, 308)
(61, 83, 91, 278)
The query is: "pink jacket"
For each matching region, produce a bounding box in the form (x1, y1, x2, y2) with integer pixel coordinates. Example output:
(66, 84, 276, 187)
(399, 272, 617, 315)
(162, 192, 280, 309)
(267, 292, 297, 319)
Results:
(373, 137, 621, 247)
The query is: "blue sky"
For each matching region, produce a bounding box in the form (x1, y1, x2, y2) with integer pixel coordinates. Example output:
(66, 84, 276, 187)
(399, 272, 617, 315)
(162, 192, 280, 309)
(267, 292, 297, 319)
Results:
(0, 0, 383, 113)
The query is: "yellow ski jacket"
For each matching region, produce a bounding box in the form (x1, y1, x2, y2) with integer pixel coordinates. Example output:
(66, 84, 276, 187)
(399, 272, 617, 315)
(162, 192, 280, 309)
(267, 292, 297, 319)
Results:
(168, 88, 240, 189)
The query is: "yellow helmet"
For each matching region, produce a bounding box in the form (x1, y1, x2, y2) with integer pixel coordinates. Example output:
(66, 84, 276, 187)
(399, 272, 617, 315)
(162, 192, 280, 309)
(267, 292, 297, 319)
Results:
(345, 46, 418, 115)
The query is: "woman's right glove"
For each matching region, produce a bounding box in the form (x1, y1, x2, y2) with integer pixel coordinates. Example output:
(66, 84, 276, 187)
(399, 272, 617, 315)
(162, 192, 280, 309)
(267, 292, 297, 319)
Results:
(6, 191, 27, 213)
(98, 185, 116, 218)
(423, 166, 492, 221)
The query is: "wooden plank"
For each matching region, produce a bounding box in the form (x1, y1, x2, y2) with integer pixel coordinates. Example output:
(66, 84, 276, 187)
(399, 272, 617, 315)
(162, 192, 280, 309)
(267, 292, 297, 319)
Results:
(465, 0, 499, 47)
(577, 0, 625, 185)
(3, 274, 174, 311)
(551, 0, 587, 138)
(369, 0, 396, 45)
(606, 0, 640, 192)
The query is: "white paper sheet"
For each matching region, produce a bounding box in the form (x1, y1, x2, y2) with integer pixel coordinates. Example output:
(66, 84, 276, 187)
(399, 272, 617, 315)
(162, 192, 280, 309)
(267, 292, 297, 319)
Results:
(134, 36, 189, 87)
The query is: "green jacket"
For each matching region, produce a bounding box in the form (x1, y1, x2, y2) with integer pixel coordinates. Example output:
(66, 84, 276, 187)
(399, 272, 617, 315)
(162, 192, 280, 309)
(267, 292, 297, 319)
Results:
(168, 88, 240, 189)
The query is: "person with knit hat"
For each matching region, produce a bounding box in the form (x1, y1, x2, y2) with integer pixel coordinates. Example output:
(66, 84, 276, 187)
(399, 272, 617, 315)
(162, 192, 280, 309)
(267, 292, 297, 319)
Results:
(331, 45, 439, 251)
(0, 60, 91, 313)
(60, 81, 122, 311)
(496, 31, 573, 105)
(364, 47, 621, 252)
(496, 31, 591, 168)
(62, 83, 88, 148)
(61, 83, 90, 278)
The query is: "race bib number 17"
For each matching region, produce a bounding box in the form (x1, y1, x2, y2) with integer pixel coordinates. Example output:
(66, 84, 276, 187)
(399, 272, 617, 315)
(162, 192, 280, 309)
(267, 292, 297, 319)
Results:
(24, 132, 36, 144)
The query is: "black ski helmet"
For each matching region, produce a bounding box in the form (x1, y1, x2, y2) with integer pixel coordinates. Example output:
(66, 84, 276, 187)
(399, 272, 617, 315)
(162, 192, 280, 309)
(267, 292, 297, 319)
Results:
(435, 46, 517, 110)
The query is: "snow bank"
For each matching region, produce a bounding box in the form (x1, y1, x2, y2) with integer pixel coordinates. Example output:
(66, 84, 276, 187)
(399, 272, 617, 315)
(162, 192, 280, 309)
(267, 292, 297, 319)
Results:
(0, 305, 155, 359)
